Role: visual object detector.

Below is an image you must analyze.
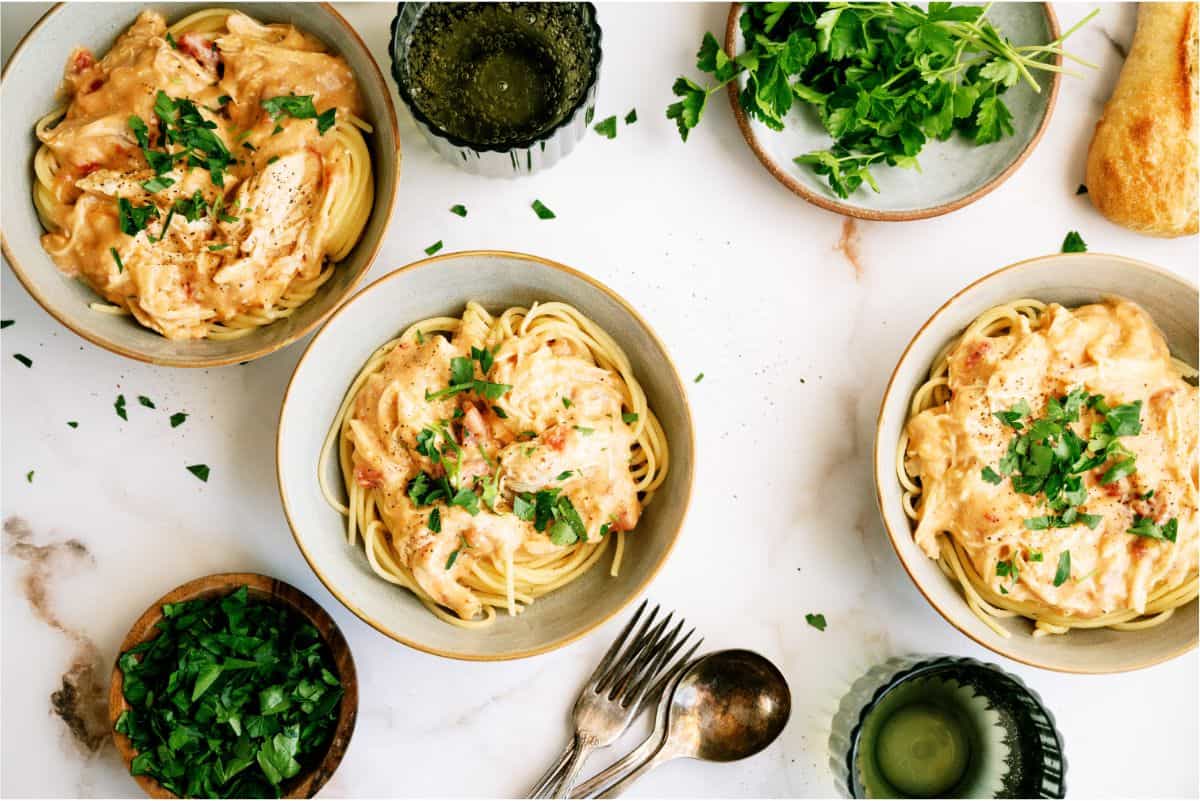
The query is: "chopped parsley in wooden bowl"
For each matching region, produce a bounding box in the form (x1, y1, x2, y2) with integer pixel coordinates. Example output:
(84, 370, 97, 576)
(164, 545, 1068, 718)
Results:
(108, 573, 357, 798)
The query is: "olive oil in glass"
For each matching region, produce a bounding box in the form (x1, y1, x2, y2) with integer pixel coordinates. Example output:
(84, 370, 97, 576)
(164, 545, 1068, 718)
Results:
(829, 656, 1065, 798)
(390, 3, 601, 175)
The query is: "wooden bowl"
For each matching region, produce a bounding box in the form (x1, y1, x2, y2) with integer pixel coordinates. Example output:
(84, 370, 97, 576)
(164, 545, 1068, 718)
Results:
(723, 2, 1061, 221)
(109, 573, 357, 798)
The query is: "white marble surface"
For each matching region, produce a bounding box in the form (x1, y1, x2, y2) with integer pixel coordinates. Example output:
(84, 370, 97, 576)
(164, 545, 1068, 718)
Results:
(2, 2, 1197, 798)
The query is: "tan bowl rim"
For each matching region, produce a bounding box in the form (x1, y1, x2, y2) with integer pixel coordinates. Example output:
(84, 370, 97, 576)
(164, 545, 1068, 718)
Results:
(275, 249, 697, 661)
(108, 571, 358, 798)
(0, 2, 401, 368)
(723, 2, 1062, 222)
(873, 251, 1200, 673)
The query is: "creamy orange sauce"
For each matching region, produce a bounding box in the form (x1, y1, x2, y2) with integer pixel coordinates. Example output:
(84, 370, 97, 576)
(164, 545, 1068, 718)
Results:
(37, 11, 365, 339)
(348, 324, 641, 620)
(906, 300, 1198, 619)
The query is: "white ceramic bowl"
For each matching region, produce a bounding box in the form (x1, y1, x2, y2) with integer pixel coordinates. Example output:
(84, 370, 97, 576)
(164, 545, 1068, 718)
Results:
(277, 251, 695, 660)
(874, 253, 1198, 673)
(0, 3, 400, 367)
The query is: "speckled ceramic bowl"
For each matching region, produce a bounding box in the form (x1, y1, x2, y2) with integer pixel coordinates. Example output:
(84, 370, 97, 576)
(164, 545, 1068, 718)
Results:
(875, 253, 1198, 673)
(0, 3, 400, 367)
(277, 251, 695, 660)
(725, 2, 1060, 221)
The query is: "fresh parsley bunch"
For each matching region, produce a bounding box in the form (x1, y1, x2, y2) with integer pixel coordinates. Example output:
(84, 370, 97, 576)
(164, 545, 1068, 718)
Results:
(668, 2, 1095, 198)
(115, 588, 344, 798)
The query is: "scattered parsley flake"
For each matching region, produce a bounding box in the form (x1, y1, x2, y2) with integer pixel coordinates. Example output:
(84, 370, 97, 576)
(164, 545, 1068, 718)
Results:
(1061, 231, 1087, 253)
(1075, 184, 1088, 195)
(170, 412, 188, 428)
(531, 199, 556, 220)
(1053, 551, 1071, 586)
(593, 115, 618, 139)
(186, 464, 210, 482)
(67, 421, 78, 428)
(621, 412, 639, 424)
(110, 247, 125, 273)
(425, 240, 444, 256)
(13, 354, 32, 368)
(0, 320, 13, 329)
(26, 470, 34, 483)
(115, 394, 127, 420)
(450, 204, 467, 217)
(694, 372, 704, 383)
(804, 613, 826, 631)
(625, 108, 638, 125)
(138, 395, 156, 409)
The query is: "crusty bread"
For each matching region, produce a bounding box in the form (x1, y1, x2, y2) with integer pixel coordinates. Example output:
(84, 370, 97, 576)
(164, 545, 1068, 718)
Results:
(1085, 3, 1198, 237)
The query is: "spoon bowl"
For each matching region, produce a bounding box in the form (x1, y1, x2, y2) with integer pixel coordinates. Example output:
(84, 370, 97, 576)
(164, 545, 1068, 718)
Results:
(670, 649, 791, 762)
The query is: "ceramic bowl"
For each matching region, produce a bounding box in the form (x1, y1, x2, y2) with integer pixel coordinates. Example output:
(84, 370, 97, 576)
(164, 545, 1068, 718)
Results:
(725, 2, 1060, 221)
(0, 3, 400, 367)
(109, 573, 357, 798)
(874, 253, 1199, 673)
(277, 251, 695, 660)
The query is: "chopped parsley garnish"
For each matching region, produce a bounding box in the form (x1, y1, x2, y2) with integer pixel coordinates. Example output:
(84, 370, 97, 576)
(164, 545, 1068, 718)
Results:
(13, 354, 32, 368)
(513, 488, 588, 545)
(261, 95, 335, 135)
(574, 426, 595, 435)
(138, 395, 156, 409)
(26, 470, 34, 483)
(1053, 551, 1071, 586)
(150, 91, 235, 185)
(982, 389, 1149, 531)
(186, 464, 210, 482)
(424, 351, 510, 403)
(491, 406, 508, 419)
(1029, 551, 1044, 562)
(996, 559, 1019, 592)
(694, 372, 704, 383)
(424, 240, 444, 256)
(110, 247, 125, 273)
(428, 507, 442, 534)
(1061, 230, 1087, 253)
(531, 199, 556, 220)
(561, 397, 572, 408)
(1128, 516, 1178, 542)
(207, 243, 230, 252)
(115, 394, 128, 420)
(67, 421, 78, 428)
(621, 412, 639, 424)
(593, 115, 618, 139)
(141, 175, 175, 193)
(266, 155, 280, 166)
(1075, 184, 1088, 195)
(556, 470, 575, 481)
(449, 204, 468, 217)
(804, 613, 826, 631)
(980, 466, 1003, 485)
(0, 320, 12, 329)
(445, 534, 468, 569)
(170, 412, 188, 428)
(625, 108, 638, 125)
(114, 586, 344, 797)
(164, 31, 177, 49)
(118, 197, 159, 235)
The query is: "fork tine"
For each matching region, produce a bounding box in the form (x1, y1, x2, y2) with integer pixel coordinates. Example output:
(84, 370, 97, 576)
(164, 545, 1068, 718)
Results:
(595, 604, 660, 693)
(621, 617, 688, 706)
(586, 599, 646, 685)
(606, 613, 673, 700)
(636, 632, 701, 714)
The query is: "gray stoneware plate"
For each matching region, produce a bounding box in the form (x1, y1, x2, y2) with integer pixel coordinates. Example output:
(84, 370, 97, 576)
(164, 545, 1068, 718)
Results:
(725, 2, 1060, 221)
(0, 3, 400, 367)
(277, 251, 695, 660)
(875, 253, 1198, 673)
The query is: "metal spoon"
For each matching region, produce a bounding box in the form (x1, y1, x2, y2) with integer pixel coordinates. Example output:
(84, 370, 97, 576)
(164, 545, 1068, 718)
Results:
(572, 649, 791, 798)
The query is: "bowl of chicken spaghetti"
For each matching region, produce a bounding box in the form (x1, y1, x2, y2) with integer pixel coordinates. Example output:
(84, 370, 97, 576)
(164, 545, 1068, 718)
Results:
(277, 251, 694, 660)
(875, 253, 1197, 673)
(1, 3, 399, 366)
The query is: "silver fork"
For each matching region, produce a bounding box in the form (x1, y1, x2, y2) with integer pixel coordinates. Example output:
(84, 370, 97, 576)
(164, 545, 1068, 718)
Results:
(528, 602, 697, 799)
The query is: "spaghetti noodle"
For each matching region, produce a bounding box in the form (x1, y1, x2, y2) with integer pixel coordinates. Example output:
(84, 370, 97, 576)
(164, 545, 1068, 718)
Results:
(319, 301, 669, 627)
(32, 9, 374, 340)
(899, 298, 1198, 637)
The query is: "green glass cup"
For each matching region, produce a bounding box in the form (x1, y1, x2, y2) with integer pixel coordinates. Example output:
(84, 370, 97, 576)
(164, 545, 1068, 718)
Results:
(829, 655, 1066, 798)
(389, 2, 601, 177)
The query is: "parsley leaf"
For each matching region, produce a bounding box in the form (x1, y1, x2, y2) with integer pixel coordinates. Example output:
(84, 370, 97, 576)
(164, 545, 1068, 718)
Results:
(115, 394, 127, 420)
(138, 395, 156, 409)
(449, 204, 468, 217)
(593, 115, 618, 139)
(804, 613, 827, 631)
(1053, 551, 1071, 586)
(170, 412, 188, 428)
(187, 464, 210, 482)
(531, 199, 556, 220)
(13, 354, 32, 368)
(625, 108, 638, 125)
(425, 240, 444, 256)
(1061, 231, 1087, 253)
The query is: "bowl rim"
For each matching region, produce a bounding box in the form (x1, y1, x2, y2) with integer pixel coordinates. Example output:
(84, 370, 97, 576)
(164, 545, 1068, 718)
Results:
(275, 249, 697, 661)
(387, 1, 603, 154)
(722, 1, 1062, 222)
(0, 2, 401, 368)
(108, 571, 358, 798)
(872, 251, 1200, 673)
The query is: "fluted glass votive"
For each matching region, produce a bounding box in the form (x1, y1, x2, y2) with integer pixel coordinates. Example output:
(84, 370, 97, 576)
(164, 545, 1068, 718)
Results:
(389, 2, 601, 177)
(829, 655, 1066, 799)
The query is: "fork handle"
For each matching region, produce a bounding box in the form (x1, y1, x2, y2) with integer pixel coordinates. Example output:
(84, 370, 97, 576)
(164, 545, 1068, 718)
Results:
(546, 734, 597, 798)
(527, 741, 576, 798)
(569, 732, 658, 798)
